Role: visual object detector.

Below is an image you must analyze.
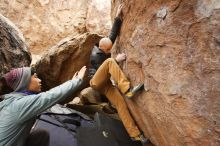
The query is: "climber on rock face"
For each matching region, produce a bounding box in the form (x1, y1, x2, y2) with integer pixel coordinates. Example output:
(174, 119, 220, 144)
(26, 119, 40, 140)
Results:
(80, 4, 148, 144)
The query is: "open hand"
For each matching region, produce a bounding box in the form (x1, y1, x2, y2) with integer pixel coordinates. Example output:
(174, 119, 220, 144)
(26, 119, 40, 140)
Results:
(116, 4, 123, 18)
(72, 66, 87, 80)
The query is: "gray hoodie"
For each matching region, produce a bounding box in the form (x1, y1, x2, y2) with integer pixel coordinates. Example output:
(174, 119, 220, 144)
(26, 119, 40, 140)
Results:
(0, 78, 82, 146)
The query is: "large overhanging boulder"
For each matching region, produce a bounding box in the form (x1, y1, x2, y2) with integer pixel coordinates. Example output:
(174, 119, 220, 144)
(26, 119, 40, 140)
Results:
(34, 33, 102, 91)
(112, 0, 220, 145)
(0, 14, 31, 76)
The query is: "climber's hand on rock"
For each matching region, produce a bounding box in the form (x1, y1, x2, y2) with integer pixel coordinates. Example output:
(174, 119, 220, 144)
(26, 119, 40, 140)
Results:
(116, 4, 123, 18)
(115, 53, 126, 63)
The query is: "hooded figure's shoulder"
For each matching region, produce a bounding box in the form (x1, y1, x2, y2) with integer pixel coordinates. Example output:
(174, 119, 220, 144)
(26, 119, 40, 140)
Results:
(0, 92, 29, 113)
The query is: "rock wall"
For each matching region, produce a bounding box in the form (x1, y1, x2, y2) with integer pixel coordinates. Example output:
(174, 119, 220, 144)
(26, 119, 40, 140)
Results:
(86, 0, 111, 35)
(111, 0, 220, 145)
(0, 14, 31, 76)
(34, 33, 102, 91)
(0, 0, 111, 59)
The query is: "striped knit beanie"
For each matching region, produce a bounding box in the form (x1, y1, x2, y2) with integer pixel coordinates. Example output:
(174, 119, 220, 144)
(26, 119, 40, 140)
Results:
(3, 67, 31, 92)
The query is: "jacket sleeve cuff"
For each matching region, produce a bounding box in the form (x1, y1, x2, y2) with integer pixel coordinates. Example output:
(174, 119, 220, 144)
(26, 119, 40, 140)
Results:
(72, 77, 83, 86)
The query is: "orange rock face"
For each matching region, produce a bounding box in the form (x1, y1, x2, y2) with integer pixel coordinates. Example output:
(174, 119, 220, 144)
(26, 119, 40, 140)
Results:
(86, 0, 111, 36)
(112, 0, 220, 145)
(0, 0, 111, 58)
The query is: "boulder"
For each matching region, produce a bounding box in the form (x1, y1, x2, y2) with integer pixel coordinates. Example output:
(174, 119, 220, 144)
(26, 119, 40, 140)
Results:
(0, 0, 111, 58)
(34, 32, 102, 90)
(0, 14, 31, 76)
(112, 0, 220, 145)
(86, 0, 111, 36)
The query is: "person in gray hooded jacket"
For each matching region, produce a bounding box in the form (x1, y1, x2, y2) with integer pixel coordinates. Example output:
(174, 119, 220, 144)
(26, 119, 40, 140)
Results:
(0, 66, 86, 146)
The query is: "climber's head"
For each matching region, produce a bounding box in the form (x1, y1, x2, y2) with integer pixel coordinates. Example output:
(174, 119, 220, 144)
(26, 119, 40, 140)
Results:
(0, 67, 42, 95)
(99, 37, 113, 54)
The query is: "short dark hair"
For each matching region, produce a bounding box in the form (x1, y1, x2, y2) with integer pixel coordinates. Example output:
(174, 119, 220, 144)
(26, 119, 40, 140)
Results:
(0, 77, 13, 95)
(31, 67, 36, 75)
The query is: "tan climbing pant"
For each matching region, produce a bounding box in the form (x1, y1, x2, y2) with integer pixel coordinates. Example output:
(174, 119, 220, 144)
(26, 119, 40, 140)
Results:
(90, 58, 141, 137)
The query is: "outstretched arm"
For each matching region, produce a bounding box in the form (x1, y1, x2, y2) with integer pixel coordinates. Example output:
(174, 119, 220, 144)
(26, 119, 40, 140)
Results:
(15, 66, 87, 123)
(109, 5, 123, 44)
